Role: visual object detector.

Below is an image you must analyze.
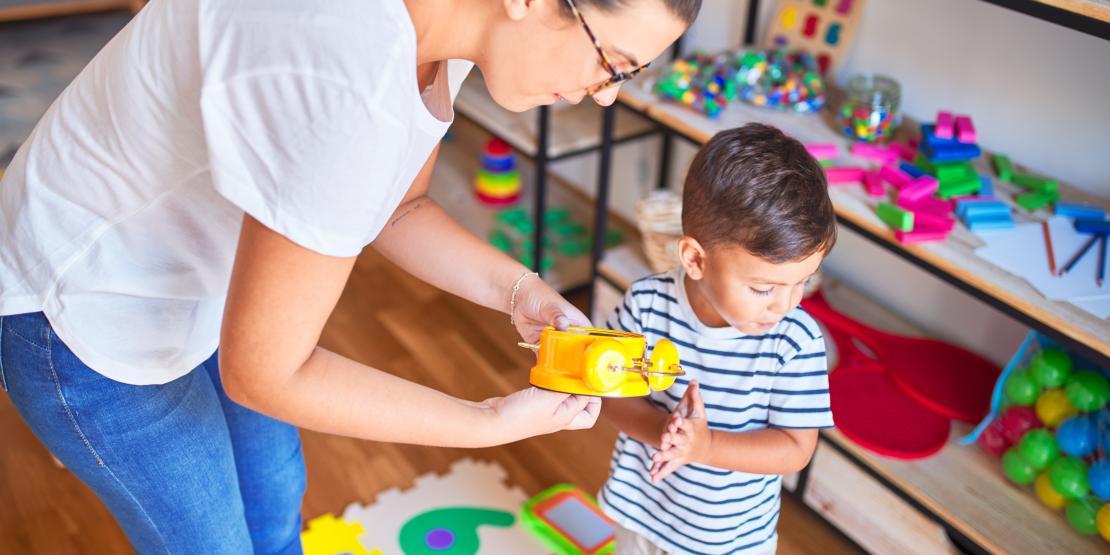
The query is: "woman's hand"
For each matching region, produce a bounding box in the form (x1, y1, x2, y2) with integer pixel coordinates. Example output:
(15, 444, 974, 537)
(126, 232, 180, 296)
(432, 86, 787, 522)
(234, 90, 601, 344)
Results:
(480, 387, 602, 444)
(511, 274, 591, 343)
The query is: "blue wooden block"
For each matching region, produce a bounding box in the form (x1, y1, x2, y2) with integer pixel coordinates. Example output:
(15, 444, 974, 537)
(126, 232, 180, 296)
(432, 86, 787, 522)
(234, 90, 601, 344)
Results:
(978, 175, 994, 197)
(957, 199, 1010, 219)
(921, 141, 982, 162)
(899, 162, 927, 178)
(1056, 202, 1106, 221)
(965, 214, 1015, 231)
(1075, 218, 1110, 234)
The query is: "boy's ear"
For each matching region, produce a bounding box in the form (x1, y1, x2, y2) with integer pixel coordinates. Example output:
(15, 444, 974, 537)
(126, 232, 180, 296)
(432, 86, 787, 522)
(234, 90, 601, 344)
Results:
(678, 236, 707, 280)
(503, 0, 532, 21)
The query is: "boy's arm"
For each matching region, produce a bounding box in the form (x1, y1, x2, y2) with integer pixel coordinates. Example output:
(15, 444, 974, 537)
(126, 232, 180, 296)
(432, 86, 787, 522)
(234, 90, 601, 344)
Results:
(699, 427, 818, 474)
(602, 397, 669, 449)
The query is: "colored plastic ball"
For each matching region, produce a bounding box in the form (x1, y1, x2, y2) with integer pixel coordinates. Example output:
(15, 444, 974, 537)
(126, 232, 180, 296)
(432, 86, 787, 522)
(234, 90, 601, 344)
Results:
(1049, 457, 1090, 499)
(999, 406, 1040, 443)
(1034, 471, 1068, 510)
(1018, 429, 1059, 470)
(1030, 347, 1072, 388)
(1065, 497, 1101, 535)
(1065, 371, 1110, 412)
(1036, 389, 1078, 427)
(1090, 459, 1110, 502)
(1056, 415, 1097, 458)
(1005, 370, 1041, 406)
(977, 418, 1010, 457)
(1098, 504, 1110, 542)
(1002, 448, 1037, 486)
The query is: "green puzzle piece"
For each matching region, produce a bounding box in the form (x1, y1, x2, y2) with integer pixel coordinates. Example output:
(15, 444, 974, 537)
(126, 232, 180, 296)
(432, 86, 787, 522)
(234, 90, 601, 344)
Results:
(399, 507, 516, 555)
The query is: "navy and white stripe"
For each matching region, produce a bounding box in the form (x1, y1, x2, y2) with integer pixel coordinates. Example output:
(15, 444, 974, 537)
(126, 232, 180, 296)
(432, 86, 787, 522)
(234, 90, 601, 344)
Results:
(599, 269, 834, 555)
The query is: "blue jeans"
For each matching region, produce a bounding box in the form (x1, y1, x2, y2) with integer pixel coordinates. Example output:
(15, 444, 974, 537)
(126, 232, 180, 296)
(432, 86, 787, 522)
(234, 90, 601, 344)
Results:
(0, 312, 306, 554)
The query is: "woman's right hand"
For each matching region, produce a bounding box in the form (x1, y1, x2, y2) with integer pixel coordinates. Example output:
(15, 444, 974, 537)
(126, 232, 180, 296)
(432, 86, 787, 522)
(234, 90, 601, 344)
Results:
(480, 387, 601, 444)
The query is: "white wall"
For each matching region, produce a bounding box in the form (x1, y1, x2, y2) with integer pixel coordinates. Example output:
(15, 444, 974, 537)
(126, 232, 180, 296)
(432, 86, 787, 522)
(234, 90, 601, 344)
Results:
(555, 0, 1108, 364)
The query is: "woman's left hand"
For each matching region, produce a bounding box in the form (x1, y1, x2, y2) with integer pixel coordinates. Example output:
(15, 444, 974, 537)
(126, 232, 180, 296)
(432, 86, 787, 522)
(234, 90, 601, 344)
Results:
(511, 274, 591, 343)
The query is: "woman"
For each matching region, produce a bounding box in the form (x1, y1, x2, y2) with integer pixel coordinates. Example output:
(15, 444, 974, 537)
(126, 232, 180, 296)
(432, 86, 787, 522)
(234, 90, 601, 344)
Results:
(0, 0, 698, 551)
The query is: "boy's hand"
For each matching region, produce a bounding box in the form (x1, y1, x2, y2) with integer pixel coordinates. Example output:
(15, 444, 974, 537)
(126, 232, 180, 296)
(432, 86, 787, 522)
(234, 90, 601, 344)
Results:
(651, 381, 712, 483)
(481, 387, 601, 444)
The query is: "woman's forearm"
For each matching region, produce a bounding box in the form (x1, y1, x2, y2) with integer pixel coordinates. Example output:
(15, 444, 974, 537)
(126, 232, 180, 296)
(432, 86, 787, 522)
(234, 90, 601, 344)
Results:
(223, 346, 503, 448)
(373, 196, 528, 315)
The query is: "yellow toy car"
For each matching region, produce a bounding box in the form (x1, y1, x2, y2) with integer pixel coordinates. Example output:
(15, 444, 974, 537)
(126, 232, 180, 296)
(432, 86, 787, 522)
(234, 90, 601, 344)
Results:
(519, 326, 683, 397)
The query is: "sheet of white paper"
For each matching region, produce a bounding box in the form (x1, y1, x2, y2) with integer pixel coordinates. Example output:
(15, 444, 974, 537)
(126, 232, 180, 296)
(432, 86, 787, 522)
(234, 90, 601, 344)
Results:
(975, 216, 1109, 302)
(1071, 297, 1110, 319)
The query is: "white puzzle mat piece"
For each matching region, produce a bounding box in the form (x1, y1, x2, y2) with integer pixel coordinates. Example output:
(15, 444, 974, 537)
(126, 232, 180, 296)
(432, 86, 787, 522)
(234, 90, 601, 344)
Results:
(341, 458, 548, 555)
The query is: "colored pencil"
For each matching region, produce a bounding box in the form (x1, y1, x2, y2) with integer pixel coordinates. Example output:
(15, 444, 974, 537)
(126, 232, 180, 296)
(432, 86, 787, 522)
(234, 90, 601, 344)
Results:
(1059, 234, 1100, 277)
(1042, 220, 1056, 275)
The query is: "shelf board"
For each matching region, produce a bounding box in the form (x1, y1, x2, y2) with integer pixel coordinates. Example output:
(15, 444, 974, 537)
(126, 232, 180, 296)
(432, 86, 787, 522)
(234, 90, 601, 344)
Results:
(453, 72, 656, 160)
(594, 244, 1106, 555)
(429, 115, 637, 293)
(616, 79, 1110, 364)
(977, 0, 1110, 39)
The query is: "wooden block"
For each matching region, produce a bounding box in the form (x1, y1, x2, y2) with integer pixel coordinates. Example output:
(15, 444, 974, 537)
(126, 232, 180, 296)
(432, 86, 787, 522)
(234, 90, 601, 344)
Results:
(1016, 191, 1057, 211)
(863, 170, 884, 197)
(899, 176, 939, 204)
(1075, 219, 1110, 235)
(806, 143, 841, 160)
(880, 163, 913, 189)
(977, 175, 994, 198)
(899, 162, 927, 179)
(899, 195, 954, 216)
(1056, 202, 1107, 221)
(992, 154, 1014, 182)
(937, 175, 982, 200)
(877, 202, 914, 231)
(891, 142, 917, 162)
(966, 215, 1016, 231)
(896, 227, 950, 244)
(957, 199, 1010, 219)
(851, 142, 898, 164)
(913, 211, 956, 231)
(825, 166, 865, 184)
(935, 111, 954, 139)
(1011, 173, 1059, 194)
(955, 115, 976, 143)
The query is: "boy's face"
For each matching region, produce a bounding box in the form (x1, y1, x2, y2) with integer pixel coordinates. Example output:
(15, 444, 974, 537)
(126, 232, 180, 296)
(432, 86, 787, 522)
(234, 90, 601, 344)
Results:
(679, 238, 824, 335)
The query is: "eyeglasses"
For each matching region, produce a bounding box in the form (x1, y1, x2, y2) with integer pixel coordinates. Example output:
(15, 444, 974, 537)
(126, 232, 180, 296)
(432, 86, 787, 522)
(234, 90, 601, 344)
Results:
(563, 0, 650, 95)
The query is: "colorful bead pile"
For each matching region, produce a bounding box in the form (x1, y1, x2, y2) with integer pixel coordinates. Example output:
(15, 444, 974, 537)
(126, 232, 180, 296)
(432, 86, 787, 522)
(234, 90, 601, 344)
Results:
(653, 49, 825, 118)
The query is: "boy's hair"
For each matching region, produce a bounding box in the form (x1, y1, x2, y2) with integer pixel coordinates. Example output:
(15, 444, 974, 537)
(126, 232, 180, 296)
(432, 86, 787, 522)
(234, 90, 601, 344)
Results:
(681, 123, 837, 263)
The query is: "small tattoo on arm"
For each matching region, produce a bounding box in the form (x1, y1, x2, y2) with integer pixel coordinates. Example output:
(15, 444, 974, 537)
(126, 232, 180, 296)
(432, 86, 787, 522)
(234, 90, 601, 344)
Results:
(390, 199, 425, 227)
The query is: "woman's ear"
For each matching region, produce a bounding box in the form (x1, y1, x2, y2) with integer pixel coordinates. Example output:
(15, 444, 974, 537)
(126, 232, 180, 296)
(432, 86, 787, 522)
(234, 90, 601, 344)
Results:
(678, 236, 707, 280)
(503, 0, 532, 21)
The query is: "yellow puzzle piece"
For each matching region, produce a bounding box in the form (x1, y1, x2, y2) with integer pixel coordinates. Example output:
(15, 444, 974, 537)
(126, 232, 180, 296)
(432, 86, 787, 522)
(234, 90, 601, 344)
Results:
(302, 514, 380, 555)
(521, 326, 683, 397)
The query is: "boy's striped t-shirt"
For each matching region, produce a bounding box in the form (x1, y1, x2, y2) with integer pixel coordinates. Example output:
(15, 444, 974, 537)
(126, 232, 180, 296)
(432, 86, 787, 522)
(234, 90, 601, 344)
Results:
(598, 269, 834, 555)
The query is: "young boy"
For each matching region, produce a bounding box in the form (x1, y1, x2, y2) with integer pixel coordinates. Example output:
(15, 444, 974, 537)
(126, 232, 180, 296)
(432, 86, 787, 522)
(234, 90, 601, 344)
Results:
(599, 123, 837, 555)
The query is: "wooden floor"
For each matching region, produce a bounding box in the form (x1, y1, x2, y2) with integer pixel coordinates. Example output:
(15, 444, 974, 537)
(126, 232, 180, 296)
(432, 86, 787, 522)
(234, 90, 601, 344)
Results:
(0, 250, 860, 554)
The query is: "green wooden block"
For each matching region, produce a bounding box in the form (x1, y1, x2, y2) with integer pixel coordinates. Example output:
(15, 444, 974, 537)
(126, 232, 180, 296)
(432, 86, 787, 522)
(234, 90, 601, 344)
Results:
(1012, 173, 1059, 194)
(937, 175, 982, 199)
(914, 152, 937, 175)
(877, 202, 914, 231)
(1016, 191, 1058, 211)
(992, 154, 1014, 182)
(936, 162, 976, 184)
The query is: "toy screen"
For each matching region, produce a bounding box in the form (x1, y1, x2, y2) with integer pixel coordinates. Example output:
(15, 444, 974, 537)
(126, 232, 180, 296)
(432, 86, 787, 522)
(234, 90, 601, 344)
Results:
(543, 497, 615, 550)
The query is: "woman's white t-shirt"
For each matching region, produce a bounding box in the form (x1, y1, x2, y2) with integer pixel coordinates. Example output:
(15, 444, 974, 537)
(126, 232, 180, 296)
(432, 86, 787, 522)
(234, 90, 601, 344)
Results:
(0, 0, 473, 384)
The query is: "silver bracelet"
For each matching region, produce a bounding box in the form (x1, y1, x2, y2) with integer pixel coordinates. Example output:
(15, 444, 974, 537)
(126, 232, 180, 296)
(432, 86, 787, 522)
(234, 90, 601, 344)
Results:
(509, 271, 539, 326)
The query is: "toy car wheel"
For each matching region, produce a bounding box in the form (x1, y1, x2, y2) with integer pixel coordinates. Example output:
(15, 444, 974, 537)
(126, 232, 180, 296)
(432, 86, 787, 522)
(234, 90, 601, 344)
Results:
(583, 339, 630, 393)
(648, 339, 680, 391)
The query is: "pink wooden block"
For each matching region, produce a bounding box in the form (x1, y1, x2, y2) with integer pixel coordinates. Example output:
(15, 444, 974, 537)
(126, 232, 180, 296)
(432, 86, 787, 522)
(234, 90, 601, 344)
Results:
(850, 143, 898, 164)
(825, 167, 865, 184)
(899, 195, 953, 216)
(896, 227, 950, 244)
(863, 170, 884, 197)
(890, 142, 916, 162)
(908, 137, 919, 150)
(935, 111, 954, 139)
(955, 115, 976, 143)
(898, 176, 939, 204)
(879, 164, 913, 189)
(805, 143, 840, 160)
(911, 211, 955, 231)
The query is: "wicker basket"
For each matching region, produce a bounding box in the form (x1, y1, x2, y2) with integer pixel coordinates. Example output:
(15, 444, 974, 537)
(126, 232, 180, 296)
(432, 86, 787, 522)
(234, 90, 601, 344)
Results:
(636, 190, 684, 273)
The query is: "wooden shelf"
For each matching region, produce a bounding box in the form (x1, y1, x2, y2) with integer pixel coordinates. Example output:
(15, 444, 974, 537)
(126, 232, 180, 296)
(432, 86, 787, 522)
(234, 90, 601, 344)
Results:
(454, 72, 655, 160)
(594, 243, 1106, 555)
(1032, 0, 1110, 21)
(429, 115, 638, 293)
(0, 0, 133, 22)
(977, 0, 1110, 40)
(616, 79, 1110, 364)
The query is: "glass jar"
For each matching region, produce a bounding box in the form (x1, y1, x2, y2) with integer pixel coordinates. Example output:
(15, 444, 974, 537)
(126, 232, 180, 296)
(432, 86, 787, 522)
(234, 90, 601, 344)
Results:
(837, 74, 901, 143)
